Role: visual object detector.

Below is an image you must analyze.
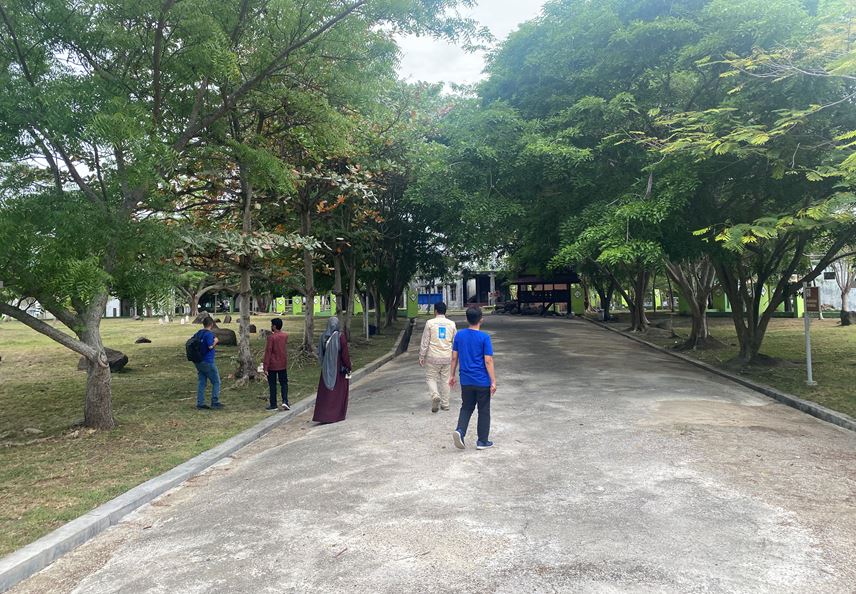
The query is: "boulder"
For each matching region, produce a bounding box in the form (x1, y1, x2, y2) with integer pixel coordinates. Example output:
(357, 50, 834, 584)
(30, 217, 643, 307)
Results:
(654, 319, 674, 331)
(249, 324, 257, 334)
(842, 311, 856, 326)
(212, 328, 237, 346)
(133, 315, 143, 321)
(214, 318, 222, 323)
(77, 348, 129, 373)
(134, 337, 152, 344)
(223, 315, 232, 324)
(193, 311, 210, 324)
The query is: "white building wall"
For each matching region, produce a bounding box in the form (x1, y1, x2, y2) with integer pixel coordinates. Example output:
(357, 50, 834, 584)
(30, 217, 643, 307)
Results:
(466, 278, 477, 304)
(820, 279, 856, 310)
(414, 277, 467, 310)
(105, 297, 121, 318)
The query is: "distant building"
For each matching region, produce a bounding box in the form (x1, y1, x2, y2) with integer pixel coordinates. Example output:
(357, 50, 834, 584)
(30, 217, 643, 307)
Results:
(818, 266, 855, 311)
(414, 270, 502, 311)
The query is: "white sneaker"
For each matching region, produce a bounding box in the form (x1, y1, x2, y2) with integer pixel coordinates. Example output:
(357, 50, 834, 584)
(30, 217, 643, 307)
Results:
(452, 430, 465, 450)
(431, 396, 440, 413)
(281, 403, 291, 411)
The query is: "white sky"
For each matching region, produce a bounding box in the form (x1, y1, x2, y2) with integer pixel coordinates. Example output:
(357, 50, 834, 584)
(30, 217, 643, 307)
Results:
(397, 0, 547, 86)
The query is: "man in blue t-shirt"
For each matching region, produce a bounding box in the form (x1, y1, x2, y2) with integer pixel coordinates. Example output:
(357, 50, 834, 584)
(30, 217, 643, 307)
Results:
(193, 317, 222, 410)
(449, 306, 497, 450)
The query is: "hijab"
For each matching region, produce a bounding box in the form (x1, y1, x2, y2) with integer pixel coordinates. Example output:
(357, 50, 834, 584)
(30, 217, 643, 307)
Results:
(319, 316, 341, 390)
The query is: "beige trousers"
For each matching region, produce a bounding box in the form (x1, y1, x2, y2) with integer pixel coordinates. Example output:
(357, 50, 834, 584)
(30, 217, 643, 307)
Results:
(425, 362, 451, 408)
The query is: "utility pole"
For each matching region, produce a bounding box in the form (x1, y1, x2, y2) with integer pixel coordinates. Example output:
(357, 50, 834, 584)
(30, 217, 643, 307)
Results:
(803, 281, 817, 386)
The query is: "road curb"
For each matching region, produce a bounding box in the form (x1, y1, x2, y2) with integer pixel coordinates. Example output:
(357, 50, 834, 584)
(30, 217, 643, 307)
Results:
(0, 320, 416, 593)
(582, 317, 856, 434)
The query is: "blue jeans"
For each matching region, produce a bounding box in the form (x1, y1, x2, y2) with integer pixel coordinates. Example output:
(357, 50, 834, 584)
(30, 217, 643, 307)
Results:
(456, 385, 491, 443)
(195, 361, 221, 406)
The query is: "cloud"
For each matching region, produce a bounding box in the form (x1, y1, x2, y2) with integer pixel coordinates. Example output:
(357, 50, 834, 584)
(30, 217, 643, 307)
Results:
(397, 0, 545, 85)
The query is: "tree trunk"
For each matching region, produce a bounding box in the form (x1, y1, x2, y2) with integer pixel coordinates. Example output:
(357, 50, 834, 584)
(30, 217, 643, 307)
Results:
(629, 300, 647, 332)
(664, 258, 715, 350)
(342, 253, 358, 340)
(333, 254, 344, 317)
(192, 288, 207, 315)
(373, 288, 383, 333)
(686, 307, 710, 348)
(84, 358, 114, 430)
(235, 264, 256, 379)
(714, 260, 779, 366)
(581, 277, 592, 311)
(666, 274, 675, 313)
(383, 282, 404, 328)
(593, 278, 615, 321)
(256, 293, 272, 314)
(385, 294, 397, 328)
(80, 295, 115, 429)
(620, 269, 650, 332)
(735, 326, 766, 365)
(0, 293, 115, 430)
(300, 208, 316, 355)
(842, 291, 849, 313)
(235, 159, 256, 380)
(145, 304, 153, 318)
(651, 272, 657, 313)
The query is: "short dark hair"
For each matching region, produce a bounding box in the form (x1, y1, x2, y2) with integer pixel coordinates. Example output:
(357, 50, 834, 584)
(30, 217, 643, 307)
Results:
(434, 302, 447, 315)
(466, 306, 483, 326)
(203, 317, 215, 328)
(271, 318, 283, 330)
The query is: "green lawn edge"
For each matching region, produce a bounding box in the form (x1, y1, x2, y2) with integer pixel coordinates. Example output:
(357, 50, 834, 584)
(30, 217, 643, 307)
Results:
(0, 315, 405, 557)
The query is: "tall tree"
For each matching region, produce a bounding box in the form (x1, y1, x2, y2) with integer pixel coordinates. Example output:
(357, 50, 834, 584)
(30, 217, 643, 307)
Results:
(0, 0, 478, 428)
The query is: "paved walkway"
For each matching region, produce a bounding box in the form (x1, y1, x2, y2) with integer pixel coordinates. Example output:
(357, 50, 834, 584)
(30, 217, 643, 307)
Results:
(11, 317, 856, 593)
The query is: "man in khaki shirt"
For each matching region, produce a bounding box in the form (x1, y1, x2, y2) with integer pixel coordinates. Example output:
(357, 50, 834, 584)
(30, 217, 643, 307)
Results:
(419, 302, 457, 413)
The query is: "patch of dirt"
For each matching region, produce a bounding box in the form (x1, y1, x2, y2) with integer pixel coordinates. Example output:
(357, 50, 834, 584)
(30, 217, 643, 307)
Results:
(671, 336, 728, 351)
(641, 400, 788, 431)
(724, 353, 800, 371)
(640, 327, 677, 339)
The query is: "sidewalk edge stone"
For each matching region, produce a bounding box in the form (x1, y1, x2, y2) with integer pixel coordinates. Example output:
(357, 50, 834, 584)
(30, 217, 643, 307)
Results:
(582, 317, 856, 434)
(0, 321, 415, 593)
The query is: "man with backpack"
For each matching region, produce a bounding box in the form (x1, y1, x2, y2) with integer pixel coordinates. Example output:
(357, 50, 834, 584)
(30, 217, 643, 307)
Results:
(419, 301, 457, 413)
(186, 317, 222, 410)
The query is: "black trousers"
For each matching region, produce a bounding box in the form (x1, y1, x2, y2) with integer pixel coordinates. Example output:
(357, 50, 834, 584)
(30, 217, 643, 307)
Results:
(267, 369, 289, 407)
(456, 385, 491, 443)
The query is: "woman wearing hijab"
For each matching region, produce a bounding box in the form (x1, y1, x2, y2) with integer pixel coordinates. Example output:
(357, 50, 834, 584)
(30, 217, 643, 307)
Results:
(313, 317, 352, 423)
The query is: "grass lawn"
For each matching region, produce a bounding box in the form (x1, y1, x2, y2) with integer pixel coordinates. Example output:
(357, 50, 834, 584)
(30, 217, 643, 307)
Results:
(0, 314, 404, 557)
(604, 312, 856, 419)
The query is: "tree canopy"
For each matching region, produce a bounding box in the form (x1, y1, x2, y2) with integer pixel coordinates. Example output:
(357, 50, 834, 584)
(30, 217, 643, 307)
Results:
(1, 0, 855, 430)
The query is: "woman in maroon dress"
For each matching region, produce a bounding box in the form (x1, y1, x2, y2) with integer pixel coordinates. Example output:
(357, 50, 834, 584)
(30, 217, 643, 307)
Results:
(313, 317, 352, 423)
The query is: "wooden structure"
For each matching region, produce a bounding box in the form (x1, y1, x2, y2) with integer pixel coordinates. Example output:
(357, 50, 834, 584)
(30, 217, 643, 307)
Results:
(512, 272, 581, 313)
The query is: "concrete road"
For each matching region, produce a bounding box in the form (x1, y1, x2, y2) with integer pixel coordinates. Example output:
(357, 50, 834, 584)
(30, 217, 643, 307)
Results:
(11, 316, 856, 593)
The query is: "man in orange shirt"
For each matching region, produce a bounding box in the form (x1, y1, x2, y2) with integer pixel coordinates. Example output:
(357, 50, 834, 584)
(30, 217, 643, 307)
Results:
(263, 318, 290, 411)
